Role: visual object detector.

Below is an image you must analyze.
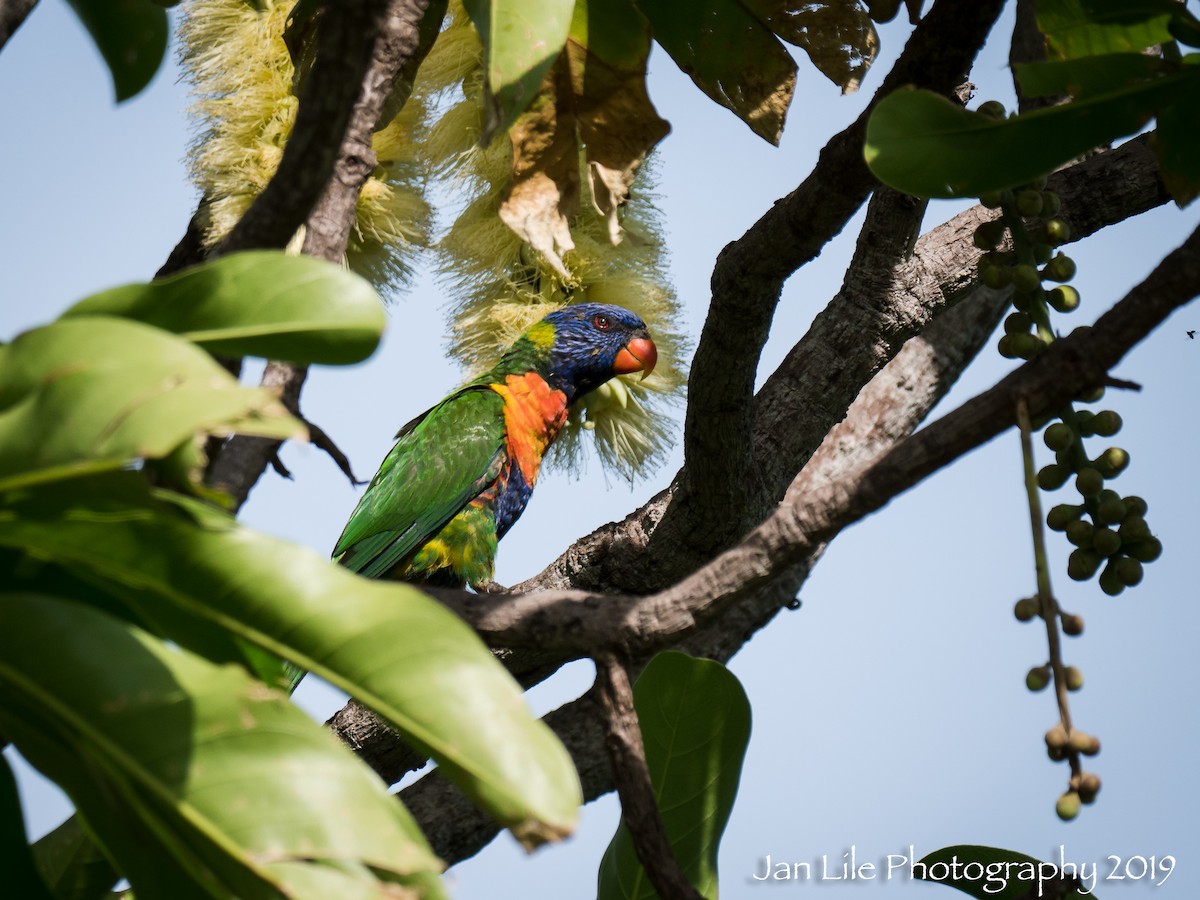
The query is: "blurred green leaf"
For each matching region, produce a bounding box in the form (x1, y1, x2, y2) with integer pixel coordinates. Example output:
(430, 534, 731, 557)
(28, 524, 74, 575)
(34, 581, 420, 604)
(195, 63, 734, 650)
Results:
(1153, 80, 1200, 206)
(0, 317, 301, 492)
(1016, 52, 1171, 99)
(63, 252, 386, 366)
(1, 751, 55, 900)
(462, 0, 575, 142)
(65, 0, 168, 101)
(31, 815, 121, 900)
(635, 0, 796, 144)
(0, 483, 582, 849)
(597, 652, 751, 900)
(0, 592, 446, 900)
(1037, 0, 1172, 58)
(864, 64, 1199, 197)
(916, 846, 1093, 900)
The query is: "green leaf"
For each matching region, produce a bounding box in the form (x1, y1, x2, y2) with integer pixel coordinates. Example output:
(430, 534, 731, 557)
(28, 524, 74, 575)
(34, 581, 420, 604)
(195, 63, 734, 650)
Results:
(63, 252, 386, 365)
(1153, 78, 1200, 206)
(1037, 0, 1173, 59)
(597, 652, 751, 900)
(0, 592, 446, 900)
(31, 815, 121, 900)
(1, 751, 55, 900)
(635, 0, 797, 144)
(65, 0, 168, 102)
(0, 317, 301, 492)
(743, 0, 879, 94)
(462, 0, 576, 142)
(0, 483, 582, 849)
(916, 846, 1093, 900)
(1016, 52, 1172, 100)
(864, 65, 1200, 197)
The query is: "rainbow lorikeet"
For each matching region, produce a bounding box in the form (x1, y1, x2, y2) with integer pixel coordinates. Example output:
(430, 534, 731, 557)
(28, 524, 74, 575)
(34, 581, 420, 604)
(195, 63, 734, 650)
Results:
(331, 303, 658, 590)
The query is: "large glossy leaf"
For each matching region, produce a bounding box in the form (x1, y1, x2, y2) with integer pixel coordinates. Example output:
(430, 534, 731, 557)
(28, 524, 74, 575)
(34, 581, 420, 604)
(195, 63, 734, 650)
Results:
(65, 0, 168, 101)
(31, 814, 121, 900)
(916, 846, 1093, 900)
(0, 481, 582, 849)
(635, 0, 797, 144)
(743, 0, 879, 93)
(462, 0, 576, 142)
(596, 652, 751, 900)
(0, 592, 446, 900)
(1, 751, 55, 900)
(864, 63, 1200, 198)
(0, 317, 301, 492)
(63, 252, 386, 365)
(1037, 0, 1172, 59)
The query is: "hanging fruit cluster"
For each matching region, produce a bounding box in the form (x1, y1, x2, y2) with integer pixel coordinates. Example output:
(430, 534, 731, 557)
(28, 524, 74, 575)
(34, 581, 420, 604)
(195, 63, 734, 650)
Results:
(970, 100, 1164, 822)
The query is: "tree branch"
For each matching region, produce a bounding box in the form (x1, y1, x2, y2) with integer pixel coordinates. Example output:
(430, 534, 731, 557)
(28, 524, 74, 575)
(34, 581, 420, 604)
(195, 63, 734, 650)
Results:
(0, 0, 37, 53)
(595, 656, 704, 900)
(205, 0, 437, 507)
(675, 0, 1006, 548)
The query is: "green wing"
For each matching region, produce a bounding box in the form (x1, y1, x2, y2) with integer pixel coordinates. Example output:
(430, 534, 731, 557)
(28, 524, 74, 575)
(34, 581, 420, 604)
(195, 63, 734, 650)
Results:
(333, 386, 506, 578)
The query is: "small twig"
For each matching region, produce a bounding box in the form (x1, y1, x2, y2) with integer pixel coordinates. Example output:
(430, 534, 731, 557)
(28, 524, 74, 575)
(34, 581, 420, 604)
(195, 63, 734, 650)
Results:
(302, 415, 365, 486)
(269, 451, 293, 480)
(595, 655, 704, 900)
(1016, 399, 1080, 779)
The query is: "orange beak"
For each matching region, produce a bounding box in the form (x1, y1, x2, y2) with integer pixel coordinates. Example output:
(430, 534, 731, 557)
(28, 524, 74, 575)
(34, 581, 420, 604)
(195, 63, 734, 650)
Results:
(613, 337, 658, 379)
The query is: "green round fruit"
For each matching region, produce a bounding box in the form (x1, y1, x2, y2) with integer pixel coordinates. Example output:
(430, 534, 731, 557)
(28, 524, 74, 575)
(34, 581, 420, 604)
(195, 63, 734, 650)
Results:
(1065, 666, 1084, 691)
(1047, 285, 1080, 313)
(1043, 253, 1078, 283)
(997, 334, 1020, 359)
(1061, 613, 1084, 636)
(1125, 537, 1162, 563)
(1096, 496, 1127, 525)
(1065, 520, 1094, 548)
(1012, 332, 1045, 359)
(1014, 597, 1041, 621)
(981, 263, 1011, 289)
(1026, 665, 1052, 692)
(979, 189, 1005, 209)
(1016, 189, 1044, 217)
(977, 100, 1007, 119)
(1005, 311, 1033, 334)
(1068, 548, 1102, 581)
(1038, 463, 1071, 491)
(1056, 791, 1081, 821)
(1044, 218, 1071, 244)
(1123, 495, 1148, 517)
(1046, 503, 1082, 531)
(1115, 556, 1144, 586)
(1077, 385, 1105, 403)
(1075, 467, 1104, 497)
(1041, 191, 1062, 215)
(1118, 516, 1150, 542)
(1044, 422, 1075, 451)
(1097, 447, 1129, 477)
(1012, 263, 1042, 292)
(1089, 410, 1122, 436)
(1092, 527, 1121, 556)
(1098, 560, 1125, 596)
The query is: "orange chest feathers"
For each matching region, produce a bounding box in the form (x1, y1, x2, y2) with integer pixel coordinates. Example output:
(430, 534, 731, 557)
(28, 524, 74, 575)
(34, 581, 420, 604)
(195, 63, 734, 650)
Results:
(490, 373, 569, 486)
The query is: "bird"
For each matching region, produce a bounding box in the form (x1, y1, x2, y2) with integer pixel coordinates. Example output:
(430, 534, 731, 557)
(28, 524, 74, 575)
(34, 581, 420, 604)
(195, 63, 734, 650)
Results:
(331, 302, 658, 590)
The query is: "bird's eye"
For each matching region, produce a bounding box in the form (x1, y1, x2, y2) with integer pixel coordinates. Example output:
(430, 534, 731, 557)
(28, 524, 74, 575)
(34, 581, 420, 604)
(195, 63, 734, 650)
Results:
(593, 314, 610, 330)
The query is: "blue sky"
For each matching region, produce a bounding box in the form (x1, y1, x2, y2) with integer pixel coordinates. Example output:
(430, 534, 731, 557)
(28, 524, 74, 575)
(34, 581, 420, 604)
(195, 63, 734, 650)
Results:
(2, 2, 1198, 898)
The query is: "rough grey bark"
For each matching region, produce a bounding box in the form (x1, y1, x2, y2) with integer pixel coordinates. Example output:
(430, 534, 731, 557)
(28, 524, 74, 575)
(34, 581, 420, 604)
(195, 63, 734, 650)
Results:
(0, 0, 37, 54)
